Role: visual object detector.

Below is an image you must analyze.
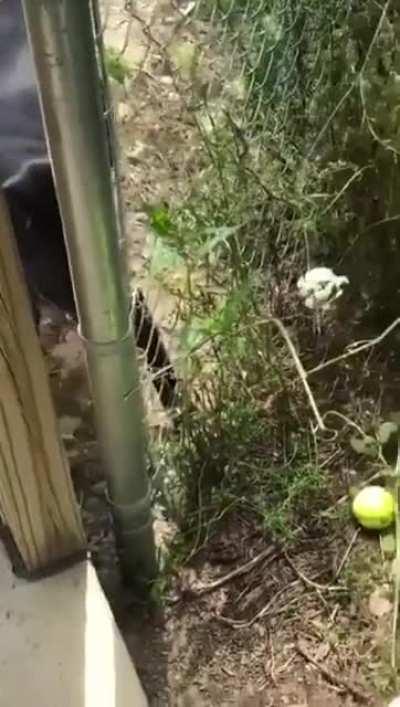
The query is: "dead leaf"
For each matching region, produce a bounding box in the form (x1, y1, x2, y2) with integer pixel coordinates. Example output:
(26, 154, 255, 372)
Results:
(180, 1, 196, 17)
(178, 568, 198, 594)
(117, 101, 133, 122)
(350, 434, 378, 458)
(52, 336, 85, 379)
(368, 589, 392, 618)
(376, 421, 398, 444)
(380, 531, 396, 555)
(315, 642, 331, 662)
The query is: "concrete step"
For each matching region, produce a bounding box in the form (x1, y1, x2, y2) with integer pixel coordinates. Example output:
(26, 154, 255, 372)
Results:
(0, 542, 148, 706)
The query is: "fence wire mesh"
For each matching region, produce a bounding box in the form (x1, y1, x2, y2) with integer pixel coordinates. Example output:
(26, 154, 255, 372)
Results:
(99, 0, 399, 427)
(90, 4, 400, 687)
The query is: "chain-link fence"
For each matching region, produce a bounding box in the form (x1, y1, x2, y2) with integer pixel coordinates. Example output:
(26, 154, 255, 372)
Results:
(99, 0, 400, 526)
(89, 4, 400, 695)
(102, 1, 398, 349)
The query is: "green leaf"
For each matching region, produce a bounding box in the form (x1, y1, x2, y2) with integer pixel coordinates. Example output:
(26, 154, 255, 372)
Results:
(376, 421, 398, 445)
(350, 435, 379, 458)
(149, 206, 174, 238)
(104, 47, 131, 85)
(182, 316, 216, 351)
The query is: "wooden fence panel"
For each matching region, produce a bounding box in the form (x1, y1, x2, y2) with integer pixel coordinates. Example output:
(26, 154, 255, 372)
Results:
(0, 194, 85, 574)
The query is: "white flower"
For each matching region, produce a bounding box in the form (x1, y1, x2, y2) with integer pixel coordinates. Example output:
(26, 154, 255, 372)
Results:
(297, 267, 349, 311)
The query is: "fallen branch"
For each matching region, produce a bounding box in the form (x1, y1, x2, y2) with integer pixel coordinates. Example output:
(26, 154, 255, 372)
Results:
(284, 552, 347, 593)
(194, 546, 280, 597)
(334, 528, 360, 581)
(296, 639, 371, 703)
(217, 583, 291, 628)
(217, 571, 325, 629)
(269, 317, 326, 431)
(307, 317, 400, 377)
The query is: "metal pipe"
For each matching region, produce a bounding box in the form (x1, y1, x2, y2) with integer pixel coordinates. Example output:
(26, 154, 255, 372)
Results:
(90, 0, 128, 255)
(21, 0, 156, 586)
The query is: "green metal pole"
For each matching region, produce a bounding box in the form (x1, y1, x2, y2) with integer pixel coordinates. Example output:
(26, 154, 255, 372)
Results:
(21, 0, 156, 587)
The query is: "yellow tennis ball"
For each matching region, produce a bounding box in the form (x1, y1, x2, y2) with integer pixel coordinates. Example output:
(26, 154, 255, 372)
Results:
(352, 486, 395, 530)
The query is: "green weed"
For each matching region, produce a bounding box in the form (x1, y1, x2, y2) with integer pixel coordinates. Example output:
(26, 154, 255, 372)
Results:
(104, 47, 132, 85)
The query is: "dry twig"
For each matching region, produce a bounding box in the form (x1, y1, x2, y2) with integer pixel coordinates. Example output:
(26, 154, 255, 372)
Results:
(334, 528, 360, 580)
(307, 318, 400, 377)
(296, 639, 371, 703)
(194, 546, 279, 597)
(217, 584, 290, 628)
(269, 317, 326, 430)
(284, 552, 347, 593)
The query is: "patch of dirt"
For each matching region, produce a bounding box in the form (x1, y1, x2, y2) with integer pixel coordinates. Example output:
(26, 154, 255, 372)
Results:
(120, 516, 385, 706)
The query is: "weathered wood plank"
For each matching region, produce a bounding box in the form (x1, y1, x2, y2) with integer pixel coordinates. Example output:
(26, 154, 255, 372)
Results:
(0, 194, 85, 573)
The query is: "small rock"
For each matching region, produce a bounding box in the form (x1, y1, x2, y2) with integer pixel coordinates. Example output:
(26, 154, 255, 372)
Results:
(117, 101, 133, 122)
(159, 75, 173, 86)
(368, 588, 392, 618)
(127, 142, 149, 164)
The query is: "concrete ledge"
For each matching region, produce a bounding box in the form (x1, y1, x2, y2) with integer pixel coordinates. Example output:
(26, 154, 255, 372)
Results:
(0, 542, 148, 706)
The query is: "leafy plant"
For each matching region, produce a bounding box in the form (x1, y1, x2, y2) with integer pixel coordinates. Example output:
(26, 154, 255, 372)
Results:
(350, 420, 399, 463)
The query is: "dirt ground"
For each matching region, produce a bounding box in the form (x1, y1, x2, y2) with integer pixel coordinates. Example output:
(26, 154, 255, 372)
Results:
(42, 318, 393, 707)
(40, 1, 398, 705)
(122, 528, 388, 707)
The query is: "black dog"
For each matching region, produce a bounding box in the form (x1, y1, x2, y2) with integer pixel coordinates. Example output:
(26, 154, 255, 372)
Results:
(0, 0, 176, 408)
